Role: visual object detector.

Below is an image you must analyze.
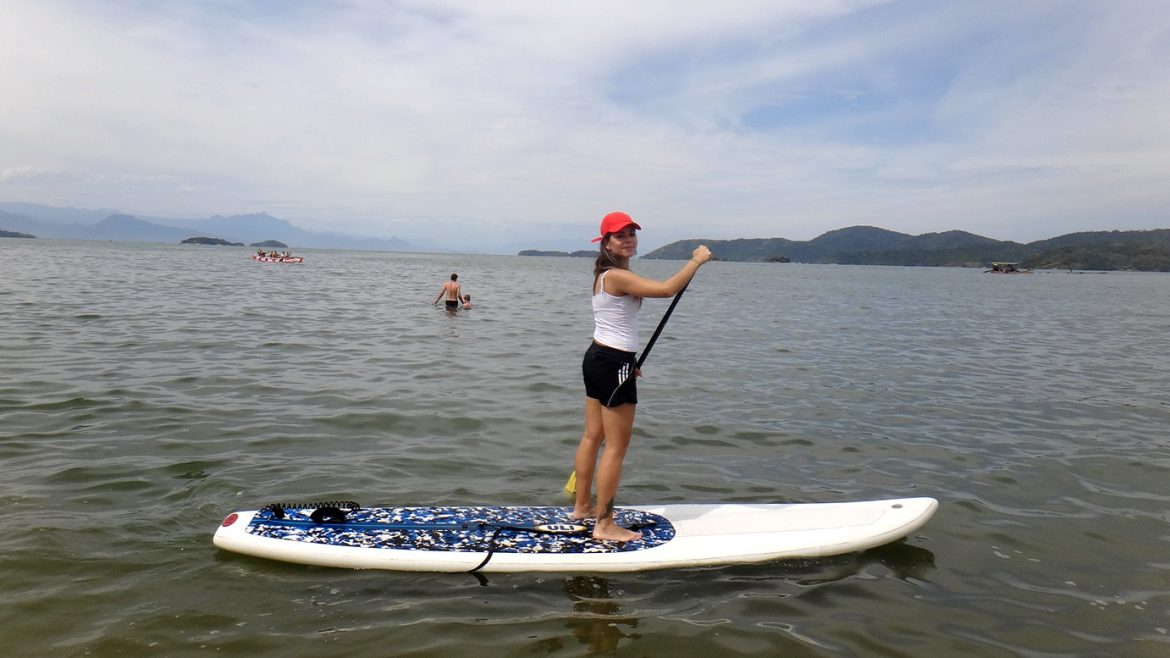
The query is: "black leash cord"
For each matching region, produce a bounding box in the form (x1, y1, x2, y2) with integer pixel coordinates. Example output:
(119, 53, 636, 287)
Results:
(467, 525, 508, 573)
(467, 523, 594, 573)
(466, 522, 656, 573)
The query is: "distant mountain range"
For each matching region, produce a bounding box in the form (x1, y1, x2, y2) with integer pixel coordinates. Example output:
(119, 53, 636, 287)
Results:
(6, 201, 1169, 271)
(639, 226, 1170, 272)
(0, 202, 415, 251)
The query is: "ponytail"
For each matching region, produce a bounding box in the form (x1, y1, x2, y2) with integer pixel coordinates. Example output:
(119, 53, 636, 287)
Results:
(593, 237, 623, 285)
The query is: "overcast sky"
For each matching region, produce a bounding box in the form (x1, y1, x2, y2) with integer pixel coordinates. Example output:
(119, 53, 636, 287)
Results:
(2, 1, 1168, 251)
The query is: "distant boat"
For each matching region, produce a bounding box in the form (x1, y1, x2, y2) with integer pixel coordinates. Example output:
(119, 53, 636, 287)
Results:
(251, 254, 304, 264)
(985, 262, 1031, 274)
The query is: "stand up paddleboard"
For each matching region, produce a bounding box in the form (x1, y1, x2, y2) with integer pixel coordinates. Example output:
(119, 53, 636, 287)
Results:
(213, 497, 937, 573)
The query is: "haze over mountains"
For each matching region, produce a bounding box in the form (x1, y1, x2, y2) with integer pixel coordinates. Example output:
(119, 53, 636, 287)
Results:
(0, 202, 414, 251)
(5, 201, 1169, 270)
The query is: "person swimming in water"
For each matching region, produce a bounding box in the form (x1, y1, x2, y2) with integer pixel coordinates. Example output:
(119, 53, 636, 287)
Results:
(433, 273, 463, 309)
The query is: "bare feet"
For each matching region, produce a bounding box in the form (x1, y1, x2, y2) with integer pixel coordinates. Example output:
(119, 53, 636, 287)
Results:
(570, 505, 595, 521)
(592, 521, 642, 542)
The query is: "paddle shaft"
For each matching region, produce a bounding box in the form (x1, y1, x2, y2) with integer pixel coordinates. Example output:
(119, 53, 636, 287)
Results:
(636, 280, 689, 370)
(603, 280, 690, 406)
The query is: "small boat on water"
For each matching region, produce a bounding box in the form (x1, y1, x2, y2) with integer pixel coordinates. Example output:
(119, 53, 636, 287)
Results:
(985, 261, 1031, 274)
(251, 254, 304, 264)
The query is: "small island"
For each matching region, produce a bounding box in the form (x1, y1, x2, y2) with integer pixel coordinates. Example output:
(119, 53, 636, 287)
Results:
(1, 229, 36, 239)
(181, 236, 244, 246)
(250, 240, 288, 248)
(518, 249, 596, 257)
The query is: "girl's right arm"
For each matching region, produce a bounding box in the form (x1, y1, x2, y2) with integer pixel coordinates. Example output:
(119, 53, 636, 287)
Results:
(608, 245, 712, 298)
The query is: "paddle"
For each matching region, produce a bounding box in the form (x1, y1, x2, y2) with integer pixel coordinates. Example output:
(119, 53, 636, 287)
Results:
(565, 280, 692, 494)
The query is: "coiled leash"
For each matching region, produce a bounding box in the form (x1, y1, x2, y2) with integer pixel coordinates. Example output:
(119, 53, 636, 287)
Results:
(262, 500, 360, 524)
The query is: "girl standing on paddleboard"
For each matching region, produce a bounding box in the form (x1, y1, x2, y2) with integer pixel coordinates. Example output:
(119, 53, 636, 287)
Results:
(573, 211, 712, 541)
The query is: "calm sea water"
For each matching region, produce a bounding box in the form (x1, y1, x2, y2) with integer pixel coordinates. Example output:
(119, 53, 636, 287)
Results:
(1, 239, 1168, 657)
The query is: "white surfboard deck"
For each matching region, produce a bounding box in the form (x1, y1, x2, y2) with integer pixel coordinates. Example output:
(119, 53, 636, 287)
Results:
(213, 497, 937, 573)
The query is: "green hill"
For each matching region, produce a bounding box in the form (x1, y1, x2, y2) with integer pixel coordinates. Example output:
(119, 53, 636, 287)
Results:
(642, 227, 1170, 271)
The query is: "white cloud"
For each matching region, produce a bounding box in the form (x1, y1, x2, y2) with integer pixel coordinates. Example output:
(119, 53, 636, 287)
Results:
(0, 165, 68, 183)
(1, 0, 1167, 249)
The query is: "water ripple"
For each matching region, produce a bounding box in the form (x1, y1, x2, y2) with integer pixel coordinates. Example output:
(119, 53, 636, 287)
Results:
(2, 243, 1169, 655)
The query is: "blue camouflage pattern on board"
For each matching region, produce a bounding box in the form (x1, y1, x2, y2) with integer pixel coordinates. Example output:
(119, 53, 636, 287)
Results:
(247, 505, 675, 553)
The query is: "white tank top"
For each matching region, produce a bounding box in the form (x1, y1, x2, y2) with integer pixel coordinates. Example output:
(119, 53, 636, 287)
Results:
(592, 270, 641, 352)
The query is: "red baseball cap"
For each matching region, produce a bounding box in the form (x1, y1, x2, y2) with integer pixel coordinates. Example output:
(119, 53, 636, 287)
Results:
(591, 211, 642, 243)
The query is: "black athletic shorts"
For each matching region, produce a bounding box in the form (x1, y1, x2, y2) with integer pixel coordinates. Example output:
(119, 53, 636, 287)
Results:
(582, 341, 637, 407)
(445, 299, 459, 308)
